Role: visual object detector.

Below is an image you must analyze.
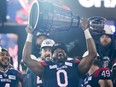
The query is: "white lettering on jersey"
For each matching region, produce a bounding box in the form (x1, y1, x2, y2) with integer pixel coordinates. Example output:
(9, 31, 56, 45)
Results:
(57, 65, 68, 70)
(65, 62, 72, 67)
(49, 65, 57, 69)
(1, 79, 11, 82)
(78, 0, 116, 8)
(0, 75, 3, 78)
(8, 75, 16, 80)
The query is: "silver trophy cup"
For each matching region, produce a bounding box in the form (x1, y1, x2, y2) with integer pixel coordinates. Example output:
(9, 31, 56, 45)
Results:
(28, 0, 80, 33)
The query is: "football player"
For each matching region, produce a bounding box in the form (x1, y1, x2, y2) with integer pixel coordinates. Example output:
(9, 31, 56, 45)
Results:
(23, 18, 97, 87)
(82, 51, 113, 87)
(0, 47, 24, 87)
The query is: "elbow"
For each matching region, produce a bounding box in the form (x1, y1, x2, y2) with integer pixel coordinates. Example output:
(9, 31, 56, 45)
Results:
(22, 57, 28, 65)
(92, 51, 97, 58)
(22, 54, 26, 63)
(22, 54, 30, 65)
(22, 58, 27, 64)
(89, 51, 97, 59)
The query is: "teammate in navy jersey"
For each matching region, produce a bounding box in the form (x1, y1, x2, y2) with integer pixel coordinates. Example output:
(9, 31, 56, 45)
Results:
(23, 18, 97, 87)
(0, 47, 24, 87)
(27, 39, 55, 87)
(82, 51, 113, 87)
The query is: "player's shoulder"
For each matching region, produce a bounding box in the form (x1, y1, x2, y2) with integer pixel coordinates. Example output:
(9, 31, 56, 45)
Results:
(67, 57, 80, 63)
(40, 60, 53, 66)
(9, 67, 22, 73)
(94, 68, 111, 78)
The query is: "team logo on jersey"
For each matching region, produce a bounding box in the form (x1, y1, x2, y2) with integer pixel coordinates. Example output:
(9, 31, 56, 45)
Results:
(8, 75, 16, 80)
(0, 75, 2, 78)
(4, 73, 7, 77)
(65, 62, 72, 67)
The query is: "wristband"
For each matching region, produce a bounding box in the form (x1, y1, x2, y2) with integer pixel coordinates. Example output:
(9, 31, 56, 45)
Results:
(84, 29, 92, 39)
(26, 33, 33, 42)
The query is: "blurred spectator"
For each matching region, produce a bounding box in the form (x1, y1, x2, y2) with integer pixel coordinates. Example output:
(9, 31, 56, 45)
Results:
(7, 33, 18, 69)
(102, 56, 110, 68)
(95, 25, 116, 68)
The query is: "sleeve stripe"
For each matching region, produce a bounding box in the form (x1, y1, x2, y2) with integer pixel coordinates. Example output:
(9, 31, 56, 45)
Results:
(40, 61, 48, 66)
(74, 59, 80, 64)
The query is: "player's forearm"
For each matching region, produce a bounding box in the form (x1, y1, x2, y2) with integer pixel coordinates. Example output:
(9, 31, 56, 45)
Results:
(85, 29, 97, 58)
(78, 29, 97, 75)
(22, 33, 33, 64)
(81, 39, 97, 73)
(82, 30, 97, 72)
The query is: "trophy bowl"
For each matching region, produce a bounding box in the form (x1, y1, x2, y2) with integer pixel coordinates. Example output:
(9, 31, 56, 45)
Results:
(28, 0, 80, 33)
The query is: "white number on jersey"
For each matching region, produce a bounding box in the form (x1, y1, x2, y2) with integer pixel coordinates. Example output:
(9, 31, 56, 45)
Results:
(56, 70, 68, 87)
(5, 83, 10, 87)
(86, 84, 91, 87)
(37, 76, 42, 84)
(101, 70, 110, 77)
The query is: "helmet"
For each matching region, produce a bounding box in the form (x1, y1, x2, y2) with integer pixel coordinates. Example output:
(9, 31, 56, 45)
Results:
(52, 42, 67, 53)
(41, 39, 55, 49)
(103, 56, 110, 61)
(89, 16, 106, 30)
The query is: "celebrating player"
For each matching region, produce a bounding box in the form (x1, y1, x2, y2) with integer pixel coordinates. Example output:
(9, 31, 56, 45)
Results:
(0, 47, 24, 87)
(22, 18, 97, 87)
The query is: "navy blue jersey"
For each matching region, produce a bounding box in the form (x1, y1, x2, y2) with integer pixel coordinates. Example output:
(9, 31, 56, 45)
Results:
(0, 67, 24, 87)
(82, 68, 112, 87)
(26, 68, 43, 87)
(30, 73, 43, 87)
(36, 76, 43, 87)
(40, 59, 80, 87)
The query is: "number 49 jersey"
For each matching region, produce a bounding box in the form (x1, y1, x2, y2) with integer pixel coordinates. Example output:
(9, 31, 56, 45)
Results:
(0, 68, 24, 87)
(82, 68, 112, 87)
(40, 59, 80, 87)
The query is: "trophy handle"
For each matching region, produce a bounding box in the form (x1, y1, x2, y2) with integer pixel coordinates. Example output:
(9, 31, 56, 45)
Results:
(28, 0, 40, 32)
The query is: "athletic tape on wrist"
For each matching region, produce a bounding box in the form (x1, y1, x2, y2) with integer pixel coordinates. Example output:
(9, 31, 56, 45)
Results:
(84, 29, 92, 39)
(26, 33, 33, 42)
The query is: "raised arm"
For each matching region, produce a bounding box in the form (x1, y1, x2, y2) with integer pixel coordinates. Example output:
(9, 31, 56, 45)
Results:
(78, 18, 97, 76)
(22, 25, 44, 76)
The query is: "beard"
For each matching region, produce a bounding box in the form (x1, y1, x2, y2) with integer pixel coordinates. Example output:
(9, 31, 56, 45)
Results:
(0, 58, 10, 68)
(0, 63, 9, 68)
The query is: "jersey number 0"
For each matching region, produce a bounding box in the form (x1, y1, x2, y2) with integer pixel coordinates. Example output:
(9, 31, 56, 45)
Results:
(56, 70, 68, 87)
